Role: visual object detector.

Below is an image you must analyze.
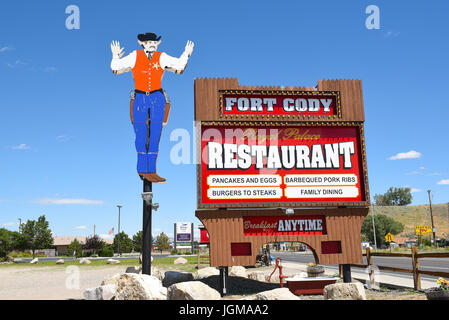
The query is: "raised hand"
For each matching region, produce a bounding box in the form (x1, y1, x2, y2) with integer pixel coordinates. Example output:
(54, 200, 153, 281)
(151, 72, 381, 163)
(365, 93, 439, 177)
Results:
(184, 40, 194, 57)
(110, 40, 125, 58)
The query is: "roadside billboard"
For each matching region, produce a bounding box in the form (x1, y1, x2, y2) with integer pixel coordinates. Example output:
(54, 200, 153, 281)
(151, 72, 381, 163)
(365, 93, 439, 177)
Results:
(199, 124, 366, 208)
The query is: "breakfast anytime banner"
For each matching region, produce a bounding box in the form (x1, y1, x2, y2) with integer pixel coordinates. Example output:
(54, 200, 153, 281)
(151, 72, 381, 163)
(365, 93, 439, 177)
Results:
(200, 125, 365, 205)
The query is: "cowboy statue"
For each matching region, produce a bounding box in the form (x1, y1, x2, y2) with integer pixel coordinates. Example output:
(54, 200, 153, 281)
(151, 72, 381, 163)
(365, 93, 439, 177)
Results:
(110, 33, 194, 183)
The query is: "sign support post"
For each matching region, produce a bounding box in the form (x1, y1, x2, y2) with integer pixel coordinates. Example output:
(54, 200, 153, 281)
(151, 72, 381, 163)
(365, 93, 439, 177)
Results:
(142, 179, 152, 275)
(219, 266, 228, 297)
(342, 264, 352, 283)
(191, 223, 194, 254)
(174, 224, 177, 254)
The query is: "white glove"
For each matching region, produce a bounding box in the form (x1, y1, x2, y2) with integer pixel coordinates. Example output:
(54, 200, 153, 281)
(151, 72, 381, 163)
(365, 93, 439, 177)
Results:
(183, 40, 194, 58)
(110, 40, 125, 59)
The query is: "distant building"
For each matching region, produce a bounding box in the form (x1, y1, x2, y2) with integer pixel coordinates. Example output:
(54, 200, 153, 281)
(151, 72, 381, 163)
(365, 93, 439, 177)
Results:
(53, 236, 113, 256)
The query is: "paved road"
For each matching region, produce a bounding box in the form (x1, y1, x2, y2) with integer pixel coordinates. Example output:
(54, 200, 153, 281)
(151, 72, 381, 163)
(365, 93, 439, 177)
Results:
(272, 251, 449, 284)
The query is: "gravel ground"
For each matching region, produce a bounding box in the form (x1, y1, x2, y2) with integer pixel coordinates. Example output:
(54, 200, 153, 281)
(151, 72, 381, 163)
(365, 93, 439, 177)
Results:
(0, 264, 427, 300)
(0, 265, 125, 300)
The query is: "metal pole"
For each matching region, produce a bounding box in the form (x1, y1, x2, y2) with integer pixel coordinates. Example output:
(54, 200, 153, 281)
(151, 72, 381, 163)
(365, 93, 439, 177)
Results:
(174, 223, 177, 254)
(219, 266, 228, 297)
(142, 180, 152, 275)
(342, 264, 352, 283)
(117, 205, 122, 256)
(191, 223, 194, 254)
(427, 190, 436, 247)
(371, 204, 377, 250)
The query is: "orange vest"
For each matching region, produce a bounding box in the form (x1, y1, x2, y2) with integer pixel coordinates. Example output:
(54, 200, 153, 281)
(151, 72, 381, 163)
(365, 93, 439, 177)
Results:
(132, 51, 164, 92)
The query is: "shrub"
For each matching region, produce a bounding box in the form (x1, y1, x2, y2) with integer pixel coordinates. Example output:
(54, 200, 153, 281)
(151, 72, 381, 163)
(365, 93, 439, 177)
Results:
(8, 250, 33, 258)
(99, 247, 114, 257)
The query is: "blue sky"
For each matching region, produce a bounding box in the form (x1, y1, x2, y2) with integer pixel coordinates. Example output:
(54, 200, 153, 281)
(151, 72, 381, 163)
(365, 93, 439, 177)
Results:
(0, 0, 448, 240)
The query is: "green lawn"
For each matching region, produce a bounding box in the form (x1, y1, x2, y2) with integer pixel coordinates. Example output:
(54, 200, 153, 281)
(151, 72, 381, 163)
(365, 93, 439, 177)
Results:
(0, 255, 202, 272)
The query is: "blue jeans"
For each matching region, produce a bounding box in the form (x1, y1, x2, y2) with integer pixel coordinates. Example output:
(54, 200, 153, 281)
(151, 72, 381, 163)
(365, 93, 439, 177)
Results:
(133, 91, 166, 173)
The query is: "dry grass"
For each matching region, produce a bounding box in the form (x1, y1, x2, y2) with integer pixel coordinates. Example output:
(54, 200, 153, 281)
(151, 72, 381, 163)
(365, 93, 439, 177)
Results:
(372, 203, 449, 238)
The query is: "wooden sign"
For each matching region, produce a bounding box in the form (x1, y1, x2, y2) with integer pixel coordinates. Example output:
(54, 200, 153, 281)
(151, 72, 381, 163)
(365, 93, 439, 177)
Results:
(199, 124, 367, 208)
(194, 78, 370, 267)
(220, 90, 341, 117)
(415, 225, 432, 236)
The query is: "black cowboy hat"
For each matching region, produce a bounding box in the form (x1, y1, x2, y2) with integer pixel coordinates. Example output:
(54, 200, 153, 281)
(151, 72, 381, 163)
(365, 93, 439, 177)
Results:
(137, 32, 161, 41)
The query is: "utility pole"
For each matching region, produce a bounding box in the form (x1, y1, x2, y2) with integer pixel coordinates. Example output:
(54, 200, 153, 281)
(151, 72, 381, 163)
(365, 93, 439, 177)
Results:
(117, 205, 122, 256)
(371, 204, 377, 250)
(427, 190, 436, 247)
(94, 224, 96, 235)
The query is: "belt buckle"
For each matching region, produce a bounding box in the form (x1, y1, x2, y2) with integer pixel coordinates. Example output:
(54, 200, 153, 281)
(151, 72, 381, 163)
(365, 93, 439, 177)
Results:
(146, 91, 150, 96)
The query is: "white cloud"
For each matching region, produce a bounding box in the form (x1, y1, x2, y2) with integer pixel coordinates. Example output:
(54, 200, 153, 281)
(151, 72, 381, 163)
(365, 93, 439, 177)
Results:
(410, 188, 422, 193)
(385, 31, 400, 38)
(388, 150, 421, 160)
(0, 46, 13, 53)
(75, 225, 87, 229)
(437, 179, 449, 185)
(11, 143, 30, 150)
(56, 134, 73, 142)
(43, 66, 57, 72)
(6, 60, 27, 68)
(419, 166, 426, 170)
(406, 171, 422, 176)
(2, 222, 18, 227)
(34, 198, 104, 205)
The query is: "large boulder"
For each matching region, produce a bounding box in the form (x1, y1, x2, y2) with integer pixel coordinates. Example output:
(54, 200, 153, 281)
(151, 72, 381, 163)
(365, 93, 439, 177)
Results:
(194, 267, 220, 279)
(30, 258, 38, 264)
(79, 258, 91, 265)
(84, 284, 116, 300)
(56, 259, 64, 264)
(101, 273, 121, 286)
(323, 282, 366, 300)
(107, 259, 120, 265)
(125, 266, 142, 274)
(229, 266, 247, 278)
(243, 288, 301, 300)
(247, 271, 267, 282)
(163, 271, 194, 287)
(115, 273, 167, 300)
(174, 257, 188, 265)
(151, 267, 165, 282)
(167, 281, 221, 300)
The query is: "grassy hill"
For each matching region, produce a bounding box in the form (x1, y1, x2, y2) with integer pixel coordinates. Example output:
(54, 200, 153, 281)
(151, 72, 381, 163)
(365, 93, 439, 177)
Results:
(368, 203, 449, 239)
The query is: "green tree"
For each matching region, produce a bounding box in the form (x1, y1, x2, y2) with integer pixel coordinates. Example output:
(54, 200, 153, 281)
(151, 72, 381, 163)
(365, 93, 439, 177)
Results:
(155, 232, 170, 253)
(0, 228, 18, 260)
(17, 215, 53, 258)
(132, 231, 142, 253)
(67, 238, 83, 257)
(83, 234, 105, 254)
(374, 187, 412, 206)
(113, 231, 133, 254)
(361, 214, 404, 247)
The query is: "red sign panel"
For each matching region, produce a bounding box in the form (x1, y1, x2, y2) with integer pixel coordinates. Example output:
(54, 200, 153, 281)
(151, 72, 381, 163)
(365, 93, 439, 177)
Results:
(200, 125, 365, 206)
(220, 91, 340, 117)
(243, 216, 326, 236)
(199, 227, 210, 244)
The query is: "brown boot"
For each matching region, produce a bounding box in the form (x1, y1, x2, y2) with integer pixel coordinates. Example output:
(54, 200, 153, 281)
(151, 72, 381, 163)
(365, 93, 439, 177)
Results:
(139, 173, 166, 183)
(152, 173, 166, 183)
